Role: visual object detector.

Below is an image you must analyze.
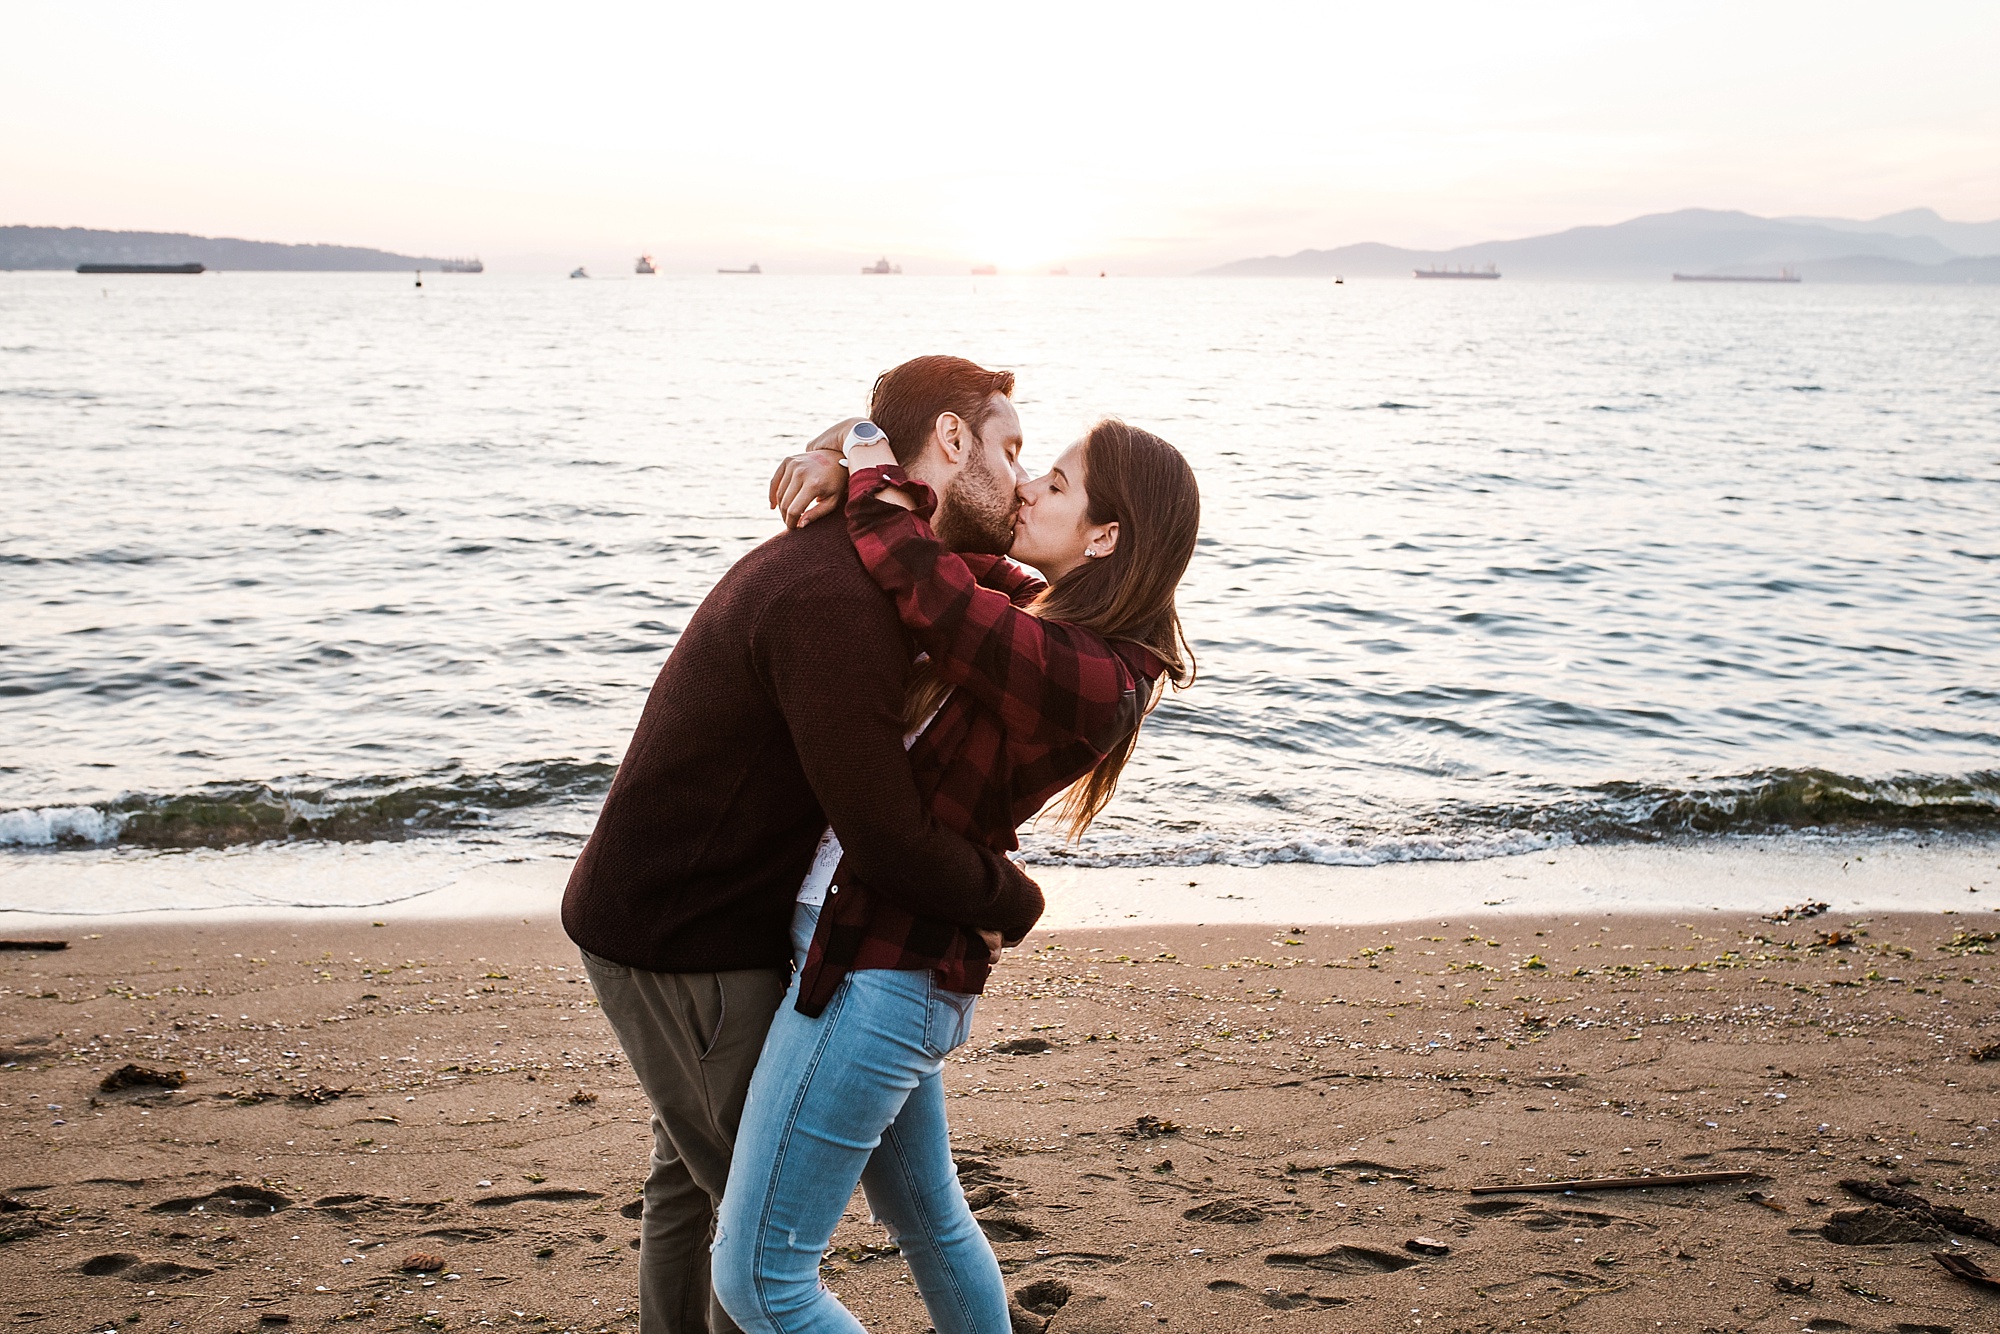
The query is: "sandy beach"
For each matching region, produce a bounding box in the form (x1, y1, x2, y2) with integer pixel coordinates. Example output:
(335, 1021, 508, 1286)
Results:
(4, 858, 1998, 1332)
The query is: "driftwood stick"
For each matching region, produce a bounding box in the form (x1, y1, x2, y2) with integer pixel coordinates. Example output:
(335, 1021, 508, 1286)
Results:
(1469, 1170, 1762, 1195)
(0, 940, 68, 951)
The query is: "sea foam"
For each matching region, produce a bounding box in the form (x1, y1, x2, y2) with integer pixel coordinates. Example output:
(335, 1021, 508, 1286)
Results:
(0, 804, 122, 847)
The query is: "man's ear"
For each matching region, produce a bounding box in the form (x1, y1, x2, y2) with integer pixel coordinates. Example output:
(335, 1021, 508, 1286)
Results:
(1089, 520, 1121, 559)
(933, 411, 967, 464)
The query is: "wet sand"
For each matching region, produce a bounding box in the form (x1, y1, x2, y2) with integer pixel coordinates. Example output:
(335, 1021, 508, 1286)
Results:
(3, 903, 1998, 1332)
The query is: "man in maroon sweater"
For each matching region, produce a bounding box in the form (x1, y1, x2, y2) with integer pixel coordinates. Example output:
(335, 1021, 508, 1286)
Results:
(562, 356, 1036, 1334)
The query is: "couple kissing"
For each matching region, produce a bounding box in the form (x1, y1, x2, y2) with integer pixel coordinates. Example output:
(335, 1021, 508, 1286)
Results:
(562, 354, 1200, 1334)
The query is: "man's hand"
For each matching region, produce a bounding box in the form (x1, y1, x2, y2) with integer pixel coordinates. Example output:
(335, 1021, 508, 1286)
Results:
(769, 450, 848, 528)
(977, 929, 1006, 958)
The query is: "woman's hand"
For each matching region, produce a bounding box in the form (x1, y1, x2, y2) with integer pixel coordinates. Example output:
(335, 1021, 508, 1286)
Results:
(840, 429, 916, 510)
(769, 450, 848, 528)
(770, 418, 917, 526)
(802, 418, 863, 456)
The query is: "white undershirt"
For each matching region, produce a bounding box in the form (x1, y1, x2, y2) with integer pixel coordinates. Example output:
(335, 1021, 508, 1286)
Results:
(796, 694, 948, 907)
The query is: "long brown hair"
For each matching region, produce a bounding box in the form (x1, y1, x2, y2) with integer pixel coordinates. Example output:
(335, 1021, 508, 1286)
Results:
(907, 418, 1200, 839)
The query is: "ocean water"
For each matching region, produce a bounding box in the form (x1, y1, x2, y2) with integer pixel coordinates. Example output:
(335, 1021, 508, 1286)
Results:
(4, 271, 1998, 895)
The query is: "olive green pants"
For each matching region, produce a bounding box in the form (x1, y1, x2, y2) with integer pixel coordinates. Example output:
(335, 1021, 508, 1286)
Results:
(582, 950, 789, 1334)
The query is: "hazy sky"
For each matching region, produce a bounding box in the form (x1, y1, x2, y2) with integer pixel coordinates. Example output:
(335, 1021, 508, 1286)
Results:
(5, 1, 1997, 273)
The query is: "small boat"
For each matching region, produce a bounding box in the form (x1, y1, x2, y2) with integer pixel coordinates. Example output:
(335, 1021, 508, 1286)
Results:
(718, 263, 762, 274)
(1415, 264, 1500, 280)
(1672, 269, 1800, 283)
(861, 257, 901, 275)
(970, 264, 997, 276)
(77, 263, 203, 274)
(570, 266, 589, 279)
(440, 257, 483, 273)
(635, 255, 657, 274)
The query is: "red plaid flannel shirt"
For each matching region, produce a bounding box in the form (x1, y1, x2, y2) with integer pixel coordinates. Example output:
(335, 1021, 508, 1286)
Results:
(793, 464, 1161, 1016)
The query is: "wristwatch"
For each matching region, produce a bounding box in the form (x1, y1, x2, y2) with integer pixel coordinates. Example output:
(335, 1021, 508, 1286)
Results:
(841, 420, 888, 464)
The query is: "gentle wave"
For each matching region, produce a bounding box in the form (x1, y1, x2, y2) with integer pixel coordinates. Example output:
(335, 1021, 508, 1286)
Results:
(7, 764, 1995, 859)
(1028, 768, 2000, 866)
(0, 760, 613, 849)
(1019, 825, 1574, 868)
(1565, 768, 2000, 837)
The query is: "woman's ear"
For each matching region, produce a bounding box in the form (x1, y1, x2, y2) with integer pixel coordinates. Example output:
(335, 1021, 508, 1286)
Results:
(1088, 520, 1120, 559)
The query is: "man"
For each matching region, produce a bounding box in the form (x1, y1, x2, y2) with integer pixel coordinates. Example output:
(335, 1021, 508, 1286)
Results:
(562, 355, 1035, 1334)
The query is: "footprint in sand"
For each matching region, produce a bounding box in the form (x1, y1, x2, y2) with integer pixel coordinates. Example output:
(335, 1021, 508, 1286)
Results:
(313, 1194, 450, 1222)
(962, 1184, 1017, 1211)
(954, 1155, 1025, 1188)
(1182, 1198, 1272, 1225)
(80, 1253, 215, 1282)
(1514, 1206, 1651, 1233)
(149, 1184, 292, 1216)
(1010, 1251, 1126, 1273)
(1464, 1198, 1532, 1216)
(1263, 1243, 1420, 1274)
(1463, 1199, 1652, 1233)
(470, 1188, 603, 1208)
(0, 1035, 58, 1063)
(1208, 1279, 1348, 1310)
(417, 1226, 511, 1243)
(1476, 1269, 1620, 1301)
(977, 1215, 1046, 1243)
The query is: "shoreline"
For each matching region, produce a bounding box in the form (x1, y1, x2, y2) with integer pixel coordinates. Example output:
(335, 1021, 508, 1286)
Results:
(2, 834, 1995, 933)
(3, 906, 1996, 1329)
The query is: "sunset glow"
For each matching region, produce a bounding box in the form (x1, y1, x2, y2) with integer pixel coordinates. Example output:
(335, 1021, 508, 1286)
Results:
(3, 0, 1996, 272)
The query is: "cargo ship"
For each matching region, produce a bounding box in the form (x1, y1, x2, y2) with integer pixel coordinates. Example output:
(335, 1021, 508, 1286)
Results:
(1672, 270, 1800, 283)
(862, 257, 901, 274)
(719, 263, 761, 274)
(1414, 264, 1499, 280)
(77, 263, 203, 274)
(635, 255, 657, 274)
(440, 257, 483, 273)
(971, 264, 997, 276)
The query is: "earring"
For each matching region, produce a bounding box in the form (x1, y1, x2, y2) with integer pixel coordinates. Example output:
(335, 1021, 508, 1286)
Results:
(1085, 547, 1098, 558)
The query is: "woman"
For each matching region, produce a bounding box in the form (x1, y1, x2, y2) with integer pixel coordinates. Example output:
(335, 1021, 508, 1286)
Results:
(710, 417, 1199, 1334)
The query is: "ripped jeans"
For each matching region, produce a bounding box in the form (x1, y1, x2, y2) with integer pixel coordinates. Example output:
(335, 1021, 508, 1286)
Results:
(711, 903, 1006, 1334)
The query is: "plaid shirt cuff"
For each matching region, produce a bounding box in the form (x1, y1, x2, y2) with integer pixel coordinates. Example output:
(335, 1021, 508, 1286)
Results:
(848, 463, 938, 520)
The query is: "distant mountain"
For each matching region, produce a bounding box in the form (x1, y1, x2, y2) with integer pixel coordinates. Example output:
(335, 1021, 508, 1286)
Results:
(0, 226, 453, 271)
(1780, 208, 2000, 259)
(1205, 208, 2000, 281)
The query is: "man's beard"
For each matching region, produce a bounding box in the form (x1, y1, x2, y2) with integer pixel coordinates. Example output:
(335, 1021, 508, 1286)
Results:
(932, 447, 1020, 555)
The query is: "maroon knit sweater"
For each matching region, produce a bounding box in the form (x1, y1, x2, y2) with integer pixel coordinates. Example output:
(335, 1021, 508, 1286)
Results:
(562, 514, 1043, 974)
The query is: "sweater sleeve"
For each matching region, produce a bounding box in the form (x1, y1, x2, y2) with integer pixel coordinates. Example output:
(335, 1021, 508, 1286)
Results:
(753, 567, 1044, 937)
(960, 552, 1049, 608)
(845, 464, 1148, 751)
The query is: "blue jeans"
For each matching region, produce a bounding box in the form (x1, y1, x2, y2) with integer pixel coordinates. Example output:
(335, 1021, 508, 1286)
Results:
(712, 904, 1006, 1334)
